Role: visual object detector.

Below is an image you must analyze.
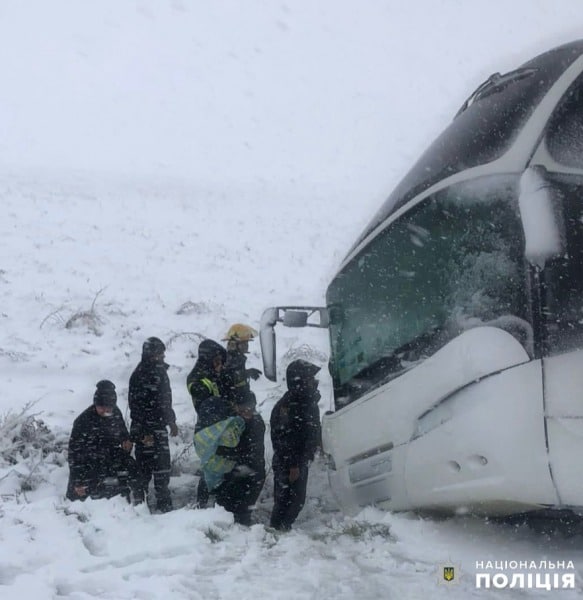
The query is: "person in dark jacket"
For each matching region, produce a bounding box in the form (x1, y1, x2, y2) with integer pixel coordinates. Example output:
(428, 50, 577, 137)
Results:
(187, 338, 228, 506)
(269, 359, 322, 531)
(213, 393, 266, 526)
(129, 337, 178, 513)
(187, 339, 227, 415)
(66, 380, 142, 503)
(221, 324, 262, 405)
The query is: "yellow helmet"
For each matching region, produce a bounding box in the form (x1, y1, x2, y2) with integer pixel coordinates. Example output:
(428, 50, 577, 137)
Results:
(223, 323, 258, 342)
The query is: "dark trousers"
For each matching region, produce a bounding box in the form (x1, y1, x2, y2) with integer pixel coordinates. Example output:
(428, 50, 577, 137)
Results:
(67, 448, 142, 502)
(197, 476, 209, 508)
(215, 469, 265, 525)
(135, 431, 172, 512)
(270, 457, 309, 530)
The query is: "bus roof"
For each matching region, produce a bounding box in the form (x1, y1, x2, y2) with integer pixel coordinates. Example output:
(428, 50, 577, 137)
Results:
(347, 39, 583, 259)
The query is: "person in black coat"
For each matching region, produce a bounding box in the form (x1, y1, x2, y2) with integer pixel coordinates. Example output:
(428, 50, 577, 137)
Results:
(187, 339, 227, 417)
(129, 337, 178, 512)
(213, 393, 266, 526)
(66, 380, 142, 503)
(269, 359, 322, 531)
(187, 338, 228, 506)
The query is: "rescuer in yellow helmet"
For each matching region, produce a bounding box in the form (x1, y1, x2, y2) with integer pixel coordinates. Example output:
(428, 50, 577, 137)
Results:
(221, 324, 261, 405)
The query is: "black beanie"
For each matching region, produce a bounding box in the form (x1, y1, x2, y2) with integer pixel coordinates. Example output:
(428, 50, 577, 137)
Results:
(93, 380, 117, 407)
(142, 336, 166, 360)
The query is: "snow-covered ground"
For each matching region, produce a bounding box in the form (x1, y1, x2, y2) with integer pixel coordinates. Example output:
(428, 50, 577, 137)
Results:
(2, 2, 583, 598)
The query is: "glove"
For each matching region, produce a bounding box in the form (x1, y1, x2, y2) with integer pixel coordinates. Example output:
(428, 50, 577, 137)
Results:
(169, 422, 179, 437)
(246, 368, 262, 381)
(289, 466, 300, 483)
(231, 465, 255, 478)
(74, 485, 88, 497)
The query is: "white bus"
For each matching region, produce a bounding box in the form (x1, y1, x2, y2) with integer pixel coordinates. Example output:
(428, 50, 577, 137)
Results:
(260, 40, 583, 517)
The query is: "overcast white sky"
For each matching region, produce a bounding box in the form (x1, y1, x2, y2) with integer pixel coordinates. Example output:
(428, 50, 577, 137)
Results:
(1, 0, 582, 203)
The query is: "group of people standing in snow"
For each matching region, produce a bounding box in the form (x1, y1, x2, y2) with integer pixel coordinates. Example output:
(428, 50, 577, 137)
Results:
(65, 323, 322, 531)
(66, 336, 177, 513)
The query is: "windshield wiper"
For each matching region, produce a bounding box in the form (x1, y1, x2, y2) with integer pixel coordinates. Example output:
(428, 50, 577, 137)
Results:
(342, 326, 444, 395)
(455, 67, 537, 118)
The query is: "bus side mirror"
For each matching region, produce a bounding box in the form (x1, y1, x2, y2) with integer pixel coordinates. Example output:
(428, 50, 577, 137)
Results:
(259, 306, 329, 381)
(283, 310, 308, 327)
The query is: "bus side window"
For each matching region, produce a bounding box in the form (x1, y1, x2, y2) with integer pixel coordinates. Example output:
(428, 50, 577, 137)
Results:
(543, 176, 583, 354)
(546, 72, 583, 169)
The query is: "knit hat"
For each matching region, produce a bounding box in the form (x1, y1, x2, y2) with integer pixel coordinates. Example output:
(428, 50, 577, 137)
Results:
(142, 336, 166, 360)
(93, 380, 117, 407)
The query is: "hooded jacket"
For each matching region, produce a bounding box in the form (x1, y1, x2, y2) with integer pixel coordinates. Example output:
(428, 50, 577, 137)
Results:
(270, 385, 321, 468)
(68, 405, 130, 487)
(129, 352, 176, 441)
(187, 339, 226, 414)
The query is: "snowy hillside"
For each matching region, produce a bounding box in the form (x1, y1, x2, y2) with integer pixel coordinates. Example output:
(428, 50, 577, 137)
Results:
(2, 1, 583, 598)
(6, 172, 583, 600)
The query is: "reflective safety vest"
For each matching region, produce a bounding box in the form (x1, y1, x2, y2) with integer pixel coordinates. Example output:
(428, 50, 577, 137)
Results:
(194, 416, 245, 491)
(188, 377, 220, 397)
(201, 378, 220, 396)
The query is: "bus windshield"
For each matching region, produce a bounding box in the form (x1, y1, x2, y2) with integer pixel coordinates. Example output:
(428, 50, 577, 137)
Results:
(326, 175, 530, 406)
